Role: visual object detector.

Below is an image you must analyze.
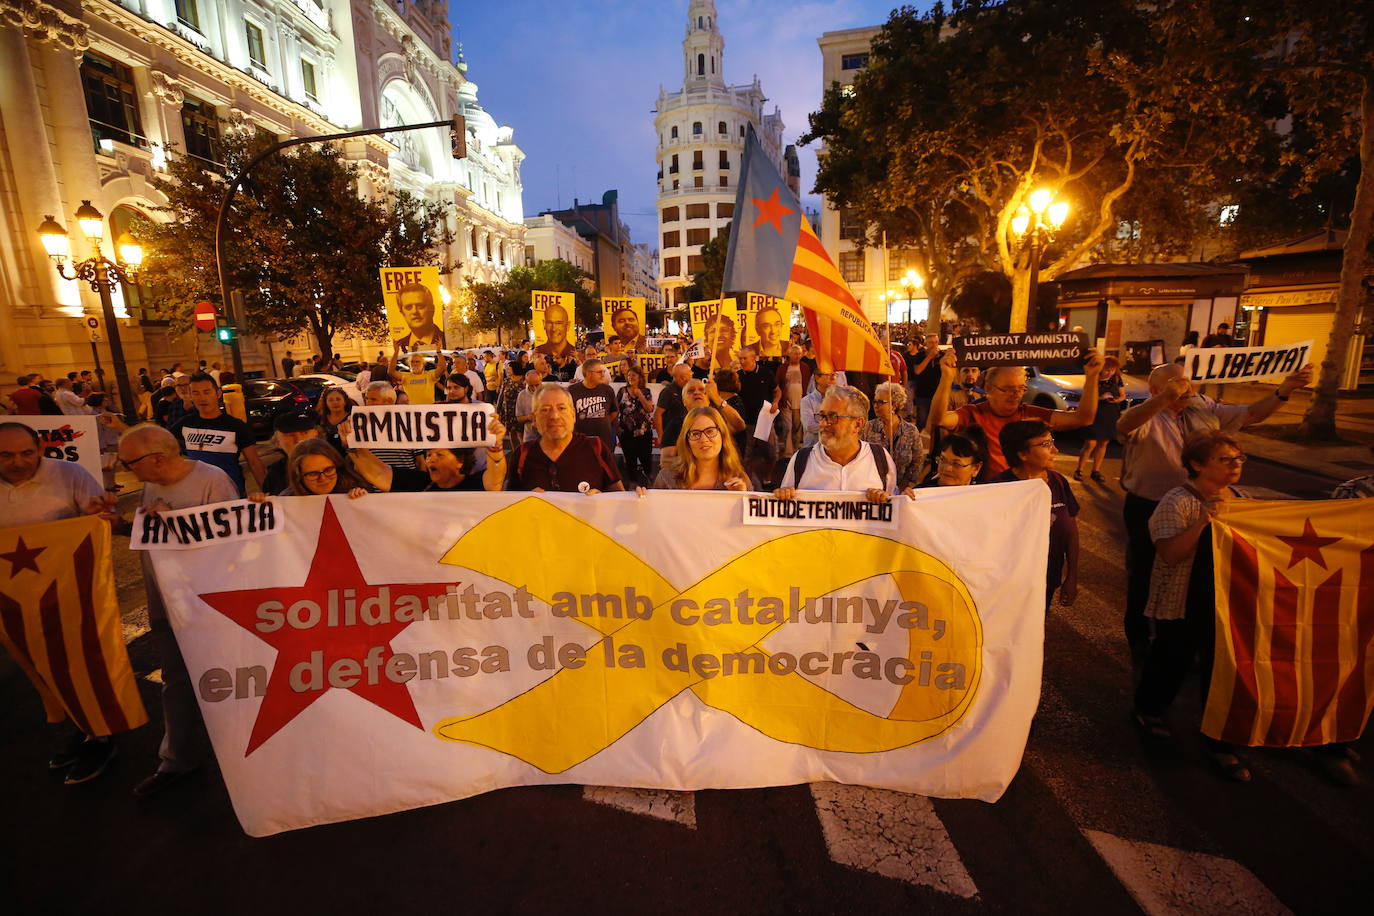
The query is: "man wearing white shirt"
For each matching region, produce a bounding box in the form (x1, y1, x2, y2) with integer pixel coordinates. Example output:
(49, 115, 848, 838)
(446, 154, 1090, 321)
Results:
(775, 386, 896, 503)
(799, 370, 837, 446)
(54, 378, 87, 415)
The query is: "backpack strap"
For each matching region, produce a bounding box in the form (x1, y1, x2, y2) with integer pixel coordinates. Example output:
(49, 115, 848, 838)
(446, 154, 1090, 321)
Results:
(791, 445, 813, 487)
(870, 443, 891, 490)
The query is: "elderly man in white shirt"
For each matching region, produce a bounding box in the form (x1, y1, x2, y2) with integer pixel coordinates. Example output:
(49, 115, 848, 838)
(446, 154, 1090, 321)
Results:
(774, 385, 897, 503)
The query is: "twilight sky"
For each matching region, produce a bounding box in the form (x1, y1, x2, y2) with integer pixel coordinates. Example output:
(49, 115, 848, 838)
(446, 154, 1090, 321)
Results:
(448, 0, 914, 249)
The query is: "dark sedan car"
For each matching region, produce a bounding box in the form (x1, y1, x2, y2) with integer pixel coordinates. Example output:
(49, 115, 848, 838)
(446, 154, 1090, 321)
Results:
(242, 377, 324, 440)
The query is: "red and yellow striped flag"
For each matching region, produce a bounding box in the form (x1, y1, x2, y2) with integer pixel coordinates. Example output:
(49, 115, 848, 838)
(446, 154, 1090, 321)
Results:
(788, 219, 894, 376)
(0, 515, 147, 736)
(1205, 500, 1373, 747)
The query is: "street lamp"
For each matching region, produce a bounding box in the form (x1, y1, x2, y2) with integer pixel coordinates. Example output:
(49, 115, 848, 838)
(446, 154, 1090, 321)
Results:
(37, 201, 142, 425)
(1009, 188, 1069, 332)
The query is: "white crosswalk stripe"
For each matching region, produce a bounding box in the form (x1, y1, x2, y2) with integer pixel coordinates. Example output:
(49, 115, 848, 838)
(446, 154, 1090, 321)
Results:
(809, 782, 979, 898)
(1084, 830, 1293, 916)
(581, 786, 697, 828)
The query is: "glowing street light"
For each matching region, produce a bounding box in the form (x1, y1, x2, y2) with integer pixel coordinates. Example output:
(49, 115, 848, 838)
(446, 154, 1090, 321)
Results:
(1009, 187, 1070, 332)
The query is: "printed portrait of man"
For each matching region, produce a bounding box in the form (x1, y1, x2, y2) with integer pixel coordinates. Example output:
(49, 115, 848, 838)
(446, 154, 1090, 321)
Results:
(392, 282, 446, 356)
(610, 307, 646, 351)
(755, 305, 786, 359)
(534, 302, 576, 358)
(704, 312, 737, 368)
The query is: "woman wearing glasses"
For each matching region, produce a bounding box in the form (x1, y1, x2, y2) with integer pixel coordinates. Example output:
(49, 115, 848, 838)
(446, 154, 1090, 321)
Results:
(652, 406, 754, 491)
(919, 431, 986, 488)
(994, 420, 1080, 609)
(862, 382, 925, 491)
(253, 438, 372, 498)
(1133, 430, 1252, 782)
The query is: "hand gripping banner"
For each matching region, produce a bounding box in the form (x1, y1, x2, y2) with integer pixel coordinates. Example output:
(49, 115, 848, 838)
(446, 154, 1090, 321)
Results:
(149, 485, 1048, 836)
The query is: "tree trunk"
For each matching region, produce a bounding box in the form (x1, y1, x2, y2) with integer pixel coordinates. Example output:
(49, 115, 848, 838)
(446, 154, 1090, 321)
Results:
(1299, 77, 1374, 441)
(1008, 263, 1032, 333)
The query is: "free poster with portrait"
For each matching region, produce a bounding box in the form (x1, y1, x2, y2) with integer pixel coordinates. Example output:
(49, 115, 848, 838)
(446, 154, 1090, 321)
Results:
(531, 291, 577, 360)
(739, 293, 790, 359)
(602, 297, 647, 352)
(689, 298, 739, 371)
(380, 266, 446, 359)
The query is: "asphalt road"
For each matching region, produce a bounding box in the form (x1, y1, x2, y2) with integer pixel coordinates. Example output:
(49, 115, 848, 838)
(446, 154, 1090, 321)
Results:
(3, 443, 1370, 915)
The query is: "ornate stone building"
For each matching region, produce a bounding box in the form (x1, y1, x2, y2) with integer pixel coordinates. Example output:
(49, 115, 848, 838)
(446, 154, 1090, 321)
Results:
(654, 0, 784, 309)
(0, 0, 524, 382)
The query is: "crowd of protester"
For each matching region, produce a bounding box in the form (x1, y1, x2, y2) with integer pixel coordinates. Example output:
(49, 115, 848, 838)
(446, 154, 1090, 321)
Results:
(3, 314, 1366, 796)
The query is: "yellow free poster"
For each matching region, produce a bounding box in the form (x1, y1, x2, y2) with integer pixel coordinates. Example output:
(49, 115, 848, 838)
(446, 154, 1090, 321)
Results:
(602, 297, 647, 351)
(689, 298, 738, 371)
(531, 291, 577, 359)
(740, 293, 790, 359)
(379, 266, 445, 358)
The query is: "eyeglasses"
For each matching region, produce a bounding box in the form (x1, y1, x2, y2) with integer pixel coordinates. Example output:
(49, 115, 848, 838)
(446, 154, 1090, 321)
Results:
(1028, 437, 1056, 450)
(873, 399, 889, 406)
(992, 385, 1028, 395)
(1213, 454, 1247, 466)
(119, 452, 161, 470)
(937, 457, 975, 469)
(816, 412, 860, 424)
(301, 466, 339, 483)
(686, 427, 721, 442)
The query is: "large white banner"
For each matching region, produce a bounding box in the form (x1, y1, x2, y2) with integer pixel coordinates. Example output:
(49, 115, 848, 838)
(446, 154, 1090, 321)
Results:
(11, 414, 103, 487)
(150, 484, 1049, 836)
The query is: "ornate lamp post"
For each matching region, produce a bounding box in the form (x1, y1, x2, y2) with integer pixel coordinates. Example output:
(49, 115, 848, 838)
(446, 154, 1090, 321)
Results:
(1009, 188, 1069, 332)
(37, 201, 142, 425)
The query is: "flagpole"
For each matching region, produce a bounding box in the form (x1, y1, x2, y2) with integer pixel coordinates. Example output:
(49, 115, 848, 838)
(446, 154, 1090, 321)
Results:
(881, 231, 892, 351)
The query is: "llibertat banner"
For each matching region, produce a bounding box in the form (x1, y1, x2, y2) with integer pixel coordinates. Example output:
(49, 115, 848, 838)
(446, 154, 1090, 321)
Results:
(148, 484, 1049, 837)
(1185, 340, 1312, 386)
(379, 266, 445, 357)
(953, 332, 1088, 367)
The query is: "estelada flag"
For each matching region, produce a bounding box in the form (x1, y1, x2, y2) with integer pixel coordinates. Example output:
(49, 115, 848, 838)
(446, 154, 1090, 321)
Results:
(0, 515, 147, 736)
(722, 128, 892, 376)
(1204, 499, 1373, 747)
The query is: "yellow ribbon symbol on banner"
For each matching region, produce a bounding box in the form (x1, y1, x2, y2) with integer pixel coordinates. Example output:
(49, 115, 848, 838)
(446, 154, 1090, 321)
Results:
(435, 498, 982, 773)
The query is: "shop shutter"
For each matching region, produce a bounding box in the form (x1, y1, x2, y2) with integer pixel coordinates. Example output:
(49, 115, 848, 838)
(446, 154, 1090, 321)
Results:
(1262, 306, 1332, 376)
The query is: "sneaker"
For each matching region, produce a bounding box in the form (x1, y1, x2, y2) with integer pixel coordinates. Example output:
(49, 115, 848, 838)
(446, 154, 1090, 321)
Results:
(64, 739, 116, 785)
(48, 735, 86, 770)
(1072, 469, 1083, 481)
(1091, 470, 1106, 483)
(133, 767, 197, 798)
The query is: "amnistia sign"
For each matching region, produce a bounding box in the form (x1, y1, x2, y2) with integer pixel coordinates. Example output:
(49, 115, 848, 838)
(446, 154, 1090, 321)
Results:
(953, 331, 1088, 367)
(348, 403, 495, 449)
(146, 485, 1048, 836)
(1185, 339, 1312, 385)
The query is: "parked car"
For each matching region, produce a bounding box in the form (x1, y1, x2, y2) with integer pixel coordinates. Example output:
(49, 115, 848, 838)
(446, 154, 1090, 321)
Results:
(1022, 364, 1150, 413)
(294, 372, 364, 405)
(242, 378, 322, 440)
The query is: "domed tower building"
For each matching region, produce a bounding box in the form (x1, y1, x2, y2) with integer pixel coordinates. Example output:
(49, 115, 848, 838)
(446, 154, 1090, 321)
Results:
(655, 1, 785, 314)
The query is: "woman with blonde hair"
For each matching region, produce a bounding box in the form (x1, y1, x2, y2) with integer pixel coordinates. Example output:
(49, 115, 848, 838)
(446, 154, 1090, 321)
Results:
(652, 406, 755, 491)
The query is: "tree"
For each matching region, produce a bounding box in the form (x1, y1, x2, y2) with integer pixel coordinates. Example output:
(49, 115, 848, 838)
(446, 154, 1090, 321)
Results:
(686, 226, 730, 301)
(465, 259, 599, 344)
(138, 131, 452, 356)
(805, 0, 1260, 331)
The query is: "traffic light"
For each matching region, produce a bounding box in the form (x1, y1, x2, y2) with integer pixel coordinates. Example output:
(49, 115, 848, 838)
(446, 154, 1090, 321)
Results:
(450, 114, 467, 159)
(216, 326, 237, 343)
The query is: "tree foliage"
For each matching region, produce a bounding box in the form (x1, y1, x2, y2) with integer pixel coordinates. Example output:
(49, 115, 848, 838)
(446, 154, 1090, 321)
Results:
(804, 0, 1267, 330)
(138, 131, 452, 355)
(465, 258, 599, 342)
(686, 225, 730, 301)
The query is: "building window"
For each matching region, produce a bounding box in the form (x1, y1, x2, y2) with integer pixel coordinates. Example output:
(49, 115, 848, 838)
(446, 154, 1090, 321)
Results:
(841, 53, 870, 70)
(719, 150, 729, 169)
(740, 125, 745, 137)
(671, 125, 678, 139)
(672, 179, 679, 190)
(663, 230, 681, 248)
(245, 22, 267, 70)
(669, 154, 679, 174)
(81, 53, 146, 151)
(693, 176, 704, 188)
(181, 96, 221, 166)
(661, 206, 679, 222)
(716, 202, 734, 218)
(687, 255, 705, 274)
(718, 121, 727, 135)
(697, 53, 705, 76)
(888, 249, 920, 281)
(693, 121, 702, 136)
(685, 203, 710, 219)
(301, 60, 318, 101)
(175, 0, 200, 31)
(839, 251, 865, 283)
(525, 246, 535, 263)
(692, 150, 703, 170)
(719, 175, 728, 188)
(839, 207, 865, 241)
(686, 228, 710, 246)
(665, 256, 681, 276)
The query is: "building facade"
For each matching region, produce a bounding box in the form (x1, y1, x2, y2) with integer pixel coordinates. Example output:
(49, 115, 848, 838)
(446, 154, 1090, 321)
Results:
(654, 0, 784, 309)
(523, 213, 595, 278)
(0, 0, 524, 384)
(627, 242, 662, 311)
(815, 25, 931, 326)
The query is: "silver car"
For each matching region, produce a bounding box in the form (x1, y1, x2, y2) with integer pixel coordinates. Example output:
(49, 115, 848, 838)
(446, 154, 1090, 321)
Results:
(1022, 364, 1149, 412)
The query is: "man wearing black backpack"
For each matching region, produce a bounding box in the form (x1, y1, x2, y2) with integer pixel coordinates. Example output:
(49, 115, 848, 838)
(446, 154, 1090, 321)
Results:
(773, 385, 898, 502)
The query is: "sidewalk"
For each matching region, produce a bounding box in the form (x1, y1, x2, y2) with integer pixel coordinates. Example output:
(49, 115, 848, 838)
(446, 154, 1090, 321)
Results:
(1221, 383, 1374, 485)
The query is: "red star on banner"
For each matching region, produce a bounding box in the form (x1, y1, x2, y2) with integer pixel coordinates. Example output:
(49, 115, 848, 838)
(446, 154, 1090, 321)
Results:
(1277, 518, 1342, 570)
(751, 188, 795, 233)
(200, 502, 454, 755)
(0, 536, 45, 575)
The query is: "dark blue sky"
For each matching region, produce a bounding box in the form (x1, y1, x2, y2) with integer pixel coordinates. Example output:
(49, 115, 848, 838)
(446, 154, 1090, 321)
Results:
(448, 0, 908, 248)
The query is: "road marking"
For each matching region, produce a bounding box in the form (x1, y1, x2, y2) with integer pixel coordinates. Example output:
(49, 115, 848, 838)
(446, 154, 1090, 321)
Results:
(581, 786, 697, 828)
(1084, 830, 1292, 916)
(809, 782, 978, 898)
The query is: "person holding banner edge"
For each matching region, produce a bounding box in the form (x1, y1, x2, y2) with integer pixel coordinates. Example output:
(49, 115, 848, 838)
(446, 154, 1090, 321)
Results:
(1115, 361, 1311, 668)
(775, 386, 899, 503)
